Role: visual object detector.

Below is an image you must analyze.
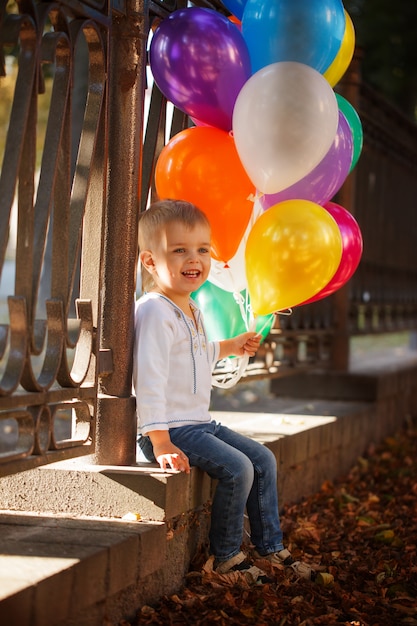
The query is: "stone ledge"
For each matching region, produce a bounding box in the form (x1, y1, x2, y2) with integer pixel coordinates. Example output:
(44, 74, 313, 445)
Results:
(0, 511, 166, 626)
(0, 462, 212, 521)
(212, 400, 375, 505)
(270, 361, 417, 402)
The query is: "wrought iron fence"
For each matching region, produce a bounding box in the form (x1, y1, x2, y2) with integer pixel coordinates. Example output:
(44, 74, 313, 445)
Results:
(0, 0, 107, 475)
(349, 81, 417, 335)
(1, 0, 417, 475)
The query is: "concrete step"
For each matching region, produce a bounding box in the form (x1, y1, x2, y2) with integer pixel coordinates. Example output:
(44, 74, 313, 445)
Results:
(0, 511, 166, 626)
(212, 399, 375, 507)
(0, 462, 212, 521)
(270, 360, 417, 402)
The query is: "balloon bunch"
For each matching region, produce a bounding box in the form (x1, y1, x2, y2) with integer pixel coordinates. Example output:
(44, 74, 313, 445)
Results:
(150, 0, 363, 345)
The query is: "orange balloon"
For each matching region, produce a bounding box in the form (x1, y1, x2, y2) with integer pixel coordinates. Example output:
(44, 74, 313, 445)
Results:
(155, 126, 255, 262)
(228, 15, 242, 29)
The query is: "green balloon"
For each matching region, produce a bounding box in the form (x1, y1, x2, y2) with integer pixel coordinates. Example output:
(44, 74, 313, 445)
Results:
(336, 93, 363, 172)
(192, 281, 274, 342)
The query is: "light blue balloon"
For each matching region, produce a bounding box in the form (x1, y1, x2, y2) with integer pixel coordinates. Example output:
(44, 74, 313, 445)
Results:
(242, 0, 346, 75)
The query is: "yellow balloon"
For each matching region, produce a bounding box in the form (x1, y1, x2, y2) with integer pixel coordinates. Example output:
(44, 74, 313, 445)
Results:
(245, 200, 343, 316)
(323, 10, 355, 87)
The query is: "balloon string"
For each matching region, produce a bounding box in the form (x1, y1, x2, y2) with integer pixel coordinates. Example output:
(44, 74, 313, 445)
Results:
(211, 353, 250, 389)
(211, 271, 293, 388)
(221, 262, 251, 330)
(233, 290, 250, 331)
(255, 313, 275, 336)
(212, 308, 292, 389)
(212, 297, 255, 389)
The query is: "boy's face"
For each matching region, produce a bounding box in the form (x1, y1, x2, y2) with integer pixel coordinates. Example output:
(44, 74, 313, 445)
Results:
(140, 221, 211, 299)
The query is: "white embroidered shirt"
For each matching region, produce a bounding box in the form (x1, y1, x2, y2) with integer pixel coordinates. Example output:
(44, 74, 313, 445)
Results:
(133, 292, 220, 435)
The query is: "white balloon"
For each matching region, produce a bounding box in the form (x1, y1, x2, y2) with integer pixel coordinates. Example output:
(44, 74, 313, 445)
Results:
(232, 61, 339, 194)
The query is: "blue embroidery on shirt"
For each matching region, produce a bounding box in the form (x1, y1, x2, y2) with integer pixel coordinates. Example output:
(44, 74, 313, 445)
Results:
(155, 294, 198, 394)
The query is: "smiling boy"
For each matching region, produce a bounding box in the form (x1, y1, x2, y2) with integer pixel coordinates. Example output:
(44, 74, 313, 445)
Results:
(133, 199, 316, 583)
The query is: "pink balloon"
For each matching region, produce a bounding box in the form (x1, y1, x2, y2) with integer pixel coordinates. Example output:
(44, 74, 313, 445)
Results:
(300, 202, 363, 305)
(260, 111, 353, 210)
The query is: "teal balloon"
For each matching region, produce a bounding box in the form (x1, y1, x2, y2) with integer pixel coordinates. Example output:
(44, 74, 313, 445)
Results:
(192, 281, 274, 342)
(242, 0, 346, 75)
(336, 94, 363, 172)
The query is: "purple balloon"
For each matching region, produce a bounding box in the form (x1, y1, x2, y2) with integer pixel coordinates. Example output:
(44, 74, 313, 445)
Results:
(150, 7, 251, 132)
(259, 111, 354, 210)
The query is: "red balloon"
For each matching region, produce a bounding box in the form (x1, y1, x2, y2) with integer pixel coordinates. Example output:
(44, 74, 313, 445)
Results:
(300, 201, 363, 305)
(155, 126, 255, 263)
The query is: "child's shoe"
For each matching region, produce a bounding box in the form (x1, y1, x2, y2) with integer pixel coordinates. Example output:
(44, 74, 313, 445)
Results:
(215, 550, 273, 585)
(255, 548, 316, 581)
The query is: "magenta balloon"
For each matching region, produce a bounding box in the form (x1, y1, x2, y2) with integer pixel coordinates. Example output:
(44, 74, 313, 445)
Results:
(300, 202, 363, 305)
(259, 111, 353, 210)
(149, 7, 251, 132)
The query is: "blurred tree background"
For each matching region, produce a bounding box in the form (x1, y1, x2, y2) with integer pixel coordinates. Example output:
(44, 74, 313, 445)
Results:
(345, 0, 417, 122)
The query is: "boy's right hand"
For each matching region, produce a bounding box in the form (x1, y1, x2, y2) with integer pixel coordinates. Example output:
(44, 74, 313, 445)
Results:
(151, 436, 190, 474)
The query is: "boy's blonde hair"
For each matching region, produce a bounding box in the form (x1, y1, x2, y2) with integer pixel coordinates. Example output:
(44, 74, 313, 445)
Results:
(138, 199, 211, 292)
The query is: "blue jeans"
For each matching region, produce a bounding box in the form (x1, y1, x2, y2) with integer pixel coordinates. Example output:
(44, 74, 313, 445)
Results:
(168, 420, 284, 562)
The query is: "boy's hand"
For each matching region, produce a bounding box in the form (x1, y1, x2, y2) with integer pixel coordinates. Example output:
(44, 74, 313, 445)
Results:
(218, 331, 261, 360)
(238, 332, 261, 357)
(152, 440, 190, 474)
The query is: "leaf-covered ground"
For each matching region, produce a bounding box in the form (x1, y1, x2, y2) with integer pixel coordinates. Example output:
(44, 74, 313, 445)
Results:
(128, 418, 417, 626)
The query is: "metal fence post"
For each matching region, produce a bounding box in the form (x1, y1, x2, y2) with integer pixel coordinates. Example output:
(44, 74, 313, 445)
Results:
(331, 50, 362, 371)
(94, 0, 148, 465)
